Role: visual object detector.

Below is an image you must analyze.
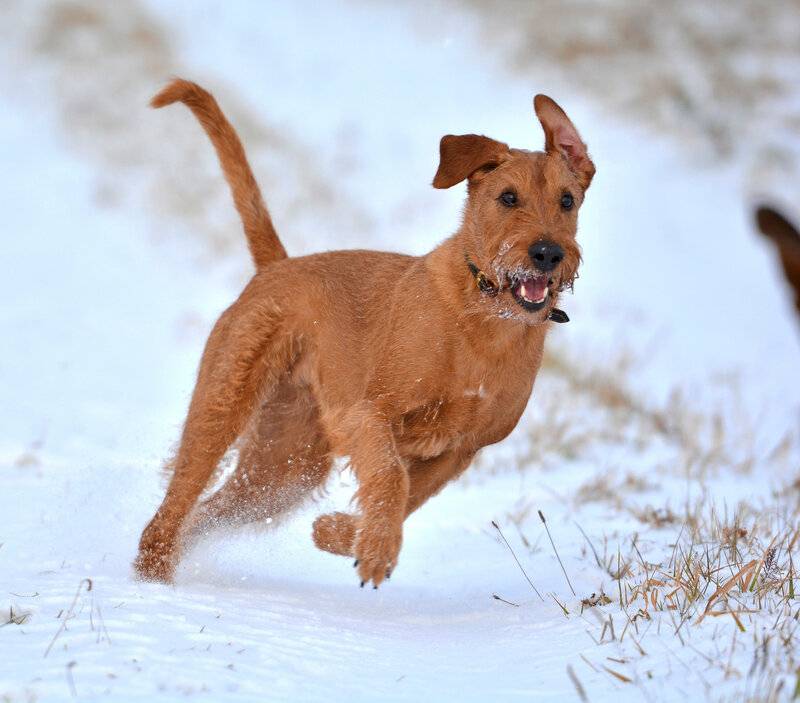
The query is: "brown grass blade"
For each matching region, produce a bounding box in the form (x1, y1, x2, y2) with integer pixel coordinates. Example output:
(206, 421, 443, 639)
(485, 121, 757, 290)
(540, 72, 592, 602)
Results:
(697, 559, 757, 623)
(603, 665, 632, 683)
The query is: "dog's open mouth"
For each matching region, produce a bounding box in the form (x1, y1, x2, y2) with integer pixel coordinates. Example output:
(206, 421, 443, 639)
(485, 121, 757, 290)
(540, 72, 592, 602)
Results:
(509, 273, 550, 311)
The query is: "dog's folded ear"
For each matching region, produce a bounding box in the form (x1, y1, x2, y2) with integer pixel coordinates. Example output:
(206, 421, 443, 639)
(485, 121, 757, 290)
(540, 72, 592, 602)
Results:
(432, 134, 510, 189)
(534, 95, 595, 190)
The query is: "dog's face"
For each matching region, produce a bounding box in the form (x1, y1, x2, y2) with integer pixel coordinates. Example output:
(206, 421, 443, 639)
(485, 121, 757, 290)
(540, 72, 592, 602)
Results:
(433, 95, 594, 324)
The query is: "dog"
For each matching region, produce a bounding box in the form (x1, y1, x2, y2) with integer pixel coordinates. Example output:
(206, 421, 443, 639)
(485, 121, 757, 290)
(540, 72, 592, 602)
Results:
(134, 79, 595, 588)
(754, 205, 800, 321)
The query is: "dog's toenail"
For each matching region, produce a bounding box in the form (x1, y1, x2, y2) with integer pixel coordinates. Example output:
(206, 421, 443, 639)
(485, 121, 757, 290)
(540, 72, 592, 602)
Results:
(353, 559, 359, 567)
(373, 585, 378, 590)
(360, 580, 365, 588)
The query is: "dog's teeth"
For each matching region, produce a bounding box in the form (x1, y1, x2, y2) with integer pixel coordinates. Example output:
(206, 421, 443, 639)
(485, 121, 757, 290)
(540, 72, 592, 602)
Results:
(518, 281, 548, 305)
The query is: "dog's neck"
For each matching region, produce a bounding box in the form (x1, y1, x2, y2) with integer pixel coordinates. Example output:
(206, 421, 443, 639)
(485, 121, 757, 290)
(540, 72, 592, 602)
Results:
(425, 232, 547, 355)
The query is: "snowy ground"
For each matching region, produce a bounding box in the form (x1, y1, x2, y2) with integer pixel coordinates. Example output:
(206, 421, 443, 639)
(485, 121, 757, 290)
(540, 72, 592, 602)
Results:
(2, 2, 800, 701)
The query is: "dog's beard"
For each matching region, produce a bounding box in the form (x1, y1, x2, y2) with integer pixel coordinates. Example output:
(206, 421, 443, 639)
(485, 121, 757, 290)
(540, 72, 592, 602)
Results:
(482, 260, 577, 323)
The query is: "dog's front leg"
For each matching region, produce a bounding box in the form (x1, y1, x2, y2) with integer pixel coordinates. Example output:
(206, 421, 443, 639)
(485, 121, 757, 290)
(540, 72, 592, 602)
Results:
(344, 405, 409, 588)
(312, 449, 474, 566)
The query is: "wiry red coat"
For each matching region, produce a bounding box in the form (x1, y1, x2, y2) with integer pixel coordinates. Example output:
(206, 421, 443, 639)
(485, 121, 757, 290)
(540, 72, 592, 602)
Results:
(134, 79, 595, 588)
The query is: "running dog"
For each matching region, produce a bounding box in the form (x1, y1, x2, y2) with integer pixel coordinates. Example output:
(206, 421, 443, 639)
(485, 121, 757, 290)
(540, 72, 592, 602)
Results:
(134, 79, 595, 588)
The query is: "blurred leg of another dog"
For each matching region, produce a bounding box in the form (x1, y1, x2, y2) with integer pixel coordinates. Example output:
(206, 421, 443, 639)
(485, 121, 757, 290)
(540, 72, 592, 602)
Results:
(755, 205, 800, 320)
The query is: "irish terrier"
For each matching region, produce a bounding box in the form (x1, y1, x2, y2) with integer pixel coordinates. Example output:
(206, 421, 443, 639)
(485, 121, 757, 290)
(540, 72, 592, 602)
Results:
(134, 79, 595, 588)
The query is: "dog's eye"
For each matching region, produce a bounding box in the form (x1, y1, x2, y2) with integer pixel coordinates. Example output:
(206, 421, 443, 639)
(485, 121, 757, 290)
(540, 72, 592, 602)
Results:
(499, 190, 517, 207)
(560, 192, 574, 211)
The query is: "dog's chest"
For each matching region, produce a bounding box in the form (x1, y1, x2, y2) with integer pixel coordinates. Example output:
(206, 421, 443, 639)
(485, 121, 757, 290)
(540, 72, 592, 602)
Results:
(395, 358, 536, 459)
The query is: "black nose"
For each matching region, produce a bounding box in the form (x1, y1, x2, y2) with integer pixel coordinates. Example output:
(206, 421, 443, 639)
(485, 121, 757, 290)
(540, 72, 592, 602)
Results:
(529, 240, 564, 272)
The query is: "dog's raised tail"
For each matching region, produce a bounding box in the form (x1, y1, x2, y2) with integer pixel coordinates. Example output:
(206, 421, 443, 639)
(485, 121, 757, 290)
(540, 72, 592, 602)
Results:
(151, 78, 287, 267)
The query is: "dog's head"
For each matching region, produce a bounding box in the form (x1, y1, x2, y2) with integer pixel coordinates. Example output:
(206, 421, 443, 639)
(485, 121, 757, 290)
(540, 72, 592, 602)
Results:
(433, 95, 594, 324)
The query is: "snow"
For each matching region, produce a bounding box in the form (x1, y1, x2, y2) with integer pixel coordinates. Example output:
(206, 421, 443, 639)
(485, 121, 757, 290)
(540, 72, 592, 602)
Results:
(2, 2, 799, 702)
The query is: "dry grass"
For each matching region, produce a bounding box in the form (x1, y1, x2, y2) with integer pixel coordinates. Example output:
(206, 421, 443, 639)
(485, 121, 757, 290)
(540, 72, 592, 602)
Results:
(0, 0, 372, 275)
(454, 0, 798, 161)
(603, 509, 800, 693)
(478, 342, 793, 493)
(487, 336, 799, 696)
(504, 502, 800, 695)
(444, 0, 800, 224)
(1, 606, 32, 627)
(573, 471, 657, 510)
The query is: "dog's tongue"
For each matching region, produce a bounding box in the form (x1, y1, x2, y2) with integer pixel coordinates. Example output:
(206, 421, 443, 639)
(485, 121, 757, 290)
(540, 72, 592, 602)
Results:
(519, 277, 548, 302)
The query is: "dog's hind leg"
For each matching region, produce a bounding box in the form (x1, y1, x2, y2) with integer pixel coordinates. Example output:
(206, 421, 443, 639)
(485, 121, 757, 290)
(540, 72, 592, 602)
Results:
(189, 380, 333, 535)
(134, 289, 295, 583)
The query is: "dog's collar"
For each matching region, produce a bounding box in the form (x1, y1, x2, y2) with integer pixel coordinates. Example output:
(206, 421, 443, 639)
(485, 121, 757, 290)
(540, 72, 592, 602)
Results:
(464, 253, 499, 296)
(464, 252, 570, 323)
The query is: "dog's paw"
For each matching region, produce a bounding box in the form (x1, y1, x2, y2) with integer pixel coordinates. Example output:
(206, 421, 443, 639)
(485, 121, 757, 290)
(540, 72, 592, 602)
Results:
(312, 511, 357, 556)
(133, 523, 178, 583)
(133, 547, 176, 583)
(354, 517, 402, 588)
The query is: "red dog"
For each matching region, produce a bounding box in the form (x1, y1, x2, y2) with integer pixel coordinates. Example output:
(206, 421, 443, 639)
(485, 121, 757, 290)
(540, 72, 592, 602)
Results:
(134, 79, 594, 588)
